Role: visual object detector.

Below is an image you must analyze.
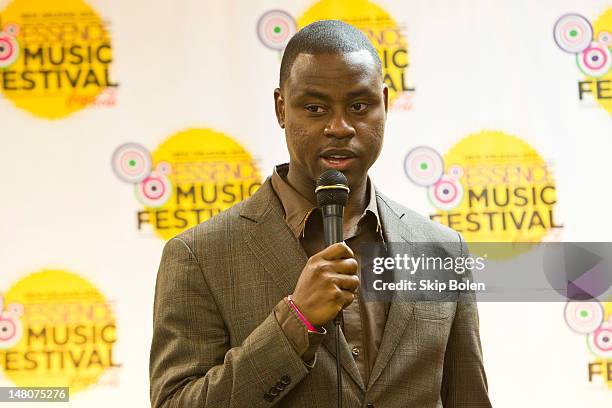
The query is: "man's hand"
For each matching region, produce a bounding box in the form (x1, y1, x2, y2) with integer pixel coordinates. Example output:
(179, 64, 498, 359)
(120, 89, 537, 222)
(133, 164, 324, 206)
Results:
(291, 242, 359, 327)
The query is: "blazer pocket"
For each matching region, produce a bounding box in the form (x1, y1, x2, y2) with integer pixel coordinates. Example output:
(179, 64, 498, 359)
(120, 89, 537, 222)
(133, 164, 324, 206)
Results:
(413, 301, 454, 320)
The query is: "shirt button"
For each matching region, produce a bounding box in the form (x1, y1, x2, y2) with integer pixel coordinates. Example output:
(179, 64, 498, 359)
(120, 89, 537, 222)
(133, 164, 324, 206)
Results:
(351, 346, 360, 357)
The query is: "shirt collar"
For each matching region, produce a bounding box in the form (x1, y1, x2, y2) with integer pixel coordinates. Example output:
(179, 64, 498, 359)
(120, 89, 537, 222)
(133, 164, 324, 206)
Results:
(270, 163, 382, 239)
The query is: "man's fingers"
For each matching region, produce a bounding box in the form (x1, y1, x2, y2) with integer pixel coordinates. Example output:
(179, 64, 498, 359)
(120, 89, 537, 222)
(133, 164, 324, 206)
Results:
(335, 274, 360, 292)
(329, 258, 358, 275)
(320, 242, 354, 261)
(341, 291, 355, 309)
(333, 287, 355, 307)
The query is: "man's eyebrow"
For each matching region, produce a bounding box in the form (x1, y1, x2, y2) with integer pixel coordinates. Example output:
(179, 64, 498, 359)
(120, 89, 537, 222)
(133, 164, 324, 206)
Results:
(294, 88, 381, 101)
(295, 90, 332, 101)
(345, 87, 380, 100)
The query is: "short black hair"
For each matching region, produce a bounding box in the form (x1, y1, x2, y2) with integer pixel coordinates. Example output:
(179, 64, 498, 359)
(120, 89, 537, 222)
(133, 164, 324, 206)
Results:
(279, 20, 382, 89)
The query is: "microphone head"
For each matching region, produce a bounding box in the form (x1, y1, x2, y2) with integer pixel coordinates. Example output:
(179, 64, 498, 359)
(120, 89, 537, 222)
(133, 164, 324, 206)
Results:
(315, 169, 349, 207)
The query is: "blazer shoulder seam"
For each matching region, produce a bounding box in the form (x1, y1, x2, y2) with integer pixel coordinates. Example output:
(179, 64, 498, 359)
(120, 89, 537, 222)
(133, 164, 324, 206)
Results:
(172, 236, 215, 296)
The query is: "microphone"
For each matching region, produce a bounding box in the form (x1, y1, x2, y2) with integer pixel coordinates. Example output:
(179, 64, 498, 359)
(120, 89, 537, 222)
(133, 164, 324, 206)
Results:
(315, 169, 350, 408)
(315, 170, 350, 247)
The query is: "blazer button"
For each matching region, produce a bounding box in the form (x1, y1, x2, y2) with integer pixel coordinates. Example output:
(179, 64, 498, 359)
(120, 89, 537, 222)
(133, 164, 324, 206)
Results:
(280, 375, 291, 385)
(269, 388, 280, 397)
(263, 393, 274, 402)
(366, 404, 375, 408)
(275, 382, 286, 391)
(351, 346, 360, 357)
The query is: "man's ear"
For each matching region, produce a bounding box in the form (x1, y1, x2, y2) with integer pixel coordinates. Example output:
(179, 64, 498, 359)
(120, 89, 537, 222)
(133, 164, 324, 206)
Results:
(274, 87, 285, 129)
(382, 83, 389, 114)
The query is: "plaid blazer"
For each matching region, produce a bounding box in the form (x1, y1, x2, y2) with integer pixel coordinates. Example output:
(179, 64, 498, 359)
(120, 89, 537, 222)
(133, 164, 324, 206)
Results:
(149, 177, 491, 408)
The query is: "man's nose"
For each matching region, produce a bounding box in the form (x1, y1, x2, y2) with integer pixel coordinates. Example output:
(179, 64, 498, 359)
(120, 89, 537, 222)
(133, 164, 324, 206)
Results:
(323, 113, 355, 139)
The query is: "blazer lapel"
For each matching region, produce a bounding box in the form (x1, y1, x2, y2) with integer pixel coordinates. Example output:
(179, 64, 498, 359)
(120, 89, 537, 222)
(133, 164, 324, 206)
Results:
(241, 179, 367, 391)
(321, 321, 366, 391)
(241, 178, 308, 297)
(367, 193, 416, 389)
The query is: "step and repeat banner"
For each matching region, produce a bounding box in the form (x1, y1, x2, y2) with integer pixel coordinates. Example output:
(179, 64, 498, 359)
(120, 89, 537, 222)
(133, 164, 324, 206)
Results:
(1, 0, 611, 406)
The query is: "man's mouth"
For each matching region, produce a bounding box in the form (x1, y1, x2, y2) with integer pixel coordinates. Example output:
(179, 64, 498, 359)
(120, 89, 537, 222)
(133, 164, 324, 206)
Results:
(320, 150, 357, 170)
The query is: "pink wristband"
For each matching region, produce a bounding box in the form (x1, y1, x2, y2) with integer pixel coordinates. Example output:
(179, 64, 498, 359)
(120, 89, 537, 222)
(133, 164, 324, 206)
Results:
(287, 295, 320, 333)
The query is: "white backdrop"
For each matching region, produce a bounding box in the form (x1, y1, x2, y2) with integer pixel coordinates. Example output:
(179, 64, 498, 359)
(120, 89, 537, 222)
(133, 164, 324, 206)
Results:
(1, 0, 612, 406)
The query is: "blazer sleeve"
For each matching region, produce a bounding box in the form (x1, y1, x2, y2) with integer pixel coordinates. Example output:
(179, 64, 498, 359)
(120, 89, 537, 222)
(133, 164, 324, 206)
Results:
(440, 233, 492, 407)
(149, 237, 312, 408)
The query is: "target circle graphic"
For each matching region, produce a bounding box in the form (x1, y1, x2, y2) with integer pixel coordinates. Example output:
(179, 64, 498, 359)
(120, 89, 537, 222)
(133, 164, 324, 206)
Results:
(587, 321, 612, 359)
(554, 14, 593, 53)
(111, 143, 152, 183)
(4, 23, 19, 37)
(257, 10, 296, 50)
(598, 30, 612, 46)
(564, 301, 604, 334)
(448, 164, 464, 179)
(404, 146, 444, 187)
(0, 318, 17, 341)
(577, 42, 612, 77)
(156, 161, 172, 175)
(135, 173, 172, 207)
(0, 32, 19, 68)
(428, 175, 463, 211)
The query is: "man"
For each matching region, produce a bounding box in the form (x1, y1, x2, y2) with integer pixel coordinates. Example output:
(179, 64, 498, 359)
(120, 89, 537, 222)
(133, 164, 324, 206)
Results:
(150, 20, 491, 407)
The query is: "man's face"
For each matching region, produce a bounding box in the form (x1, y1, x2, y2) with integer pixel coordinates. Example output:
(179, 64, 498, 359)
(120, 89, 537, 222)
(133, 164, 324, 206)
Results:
(274, 50, 388, 190)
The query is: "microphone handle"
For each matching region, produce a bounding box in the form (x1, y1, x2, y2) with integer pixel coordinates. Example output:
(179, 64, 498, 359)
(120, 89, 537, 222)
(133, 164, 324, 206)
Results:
(321, 203, 345, 408)
(322, 203, 344, 327)
(322, 204, 344, 247)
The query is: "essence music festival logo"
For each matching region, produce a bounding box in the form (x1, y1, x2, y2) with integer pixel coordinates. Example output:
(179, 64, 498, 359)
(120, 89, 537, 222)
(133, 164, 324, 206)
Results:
(554, 9, 612, 117)
(0, 270, 120, 393)
(404, 131, 563, 244)
(564, 301, 612, 387)
(0, 294, 23, 350)
(0, 0, 118, 119)
(256, 0, 415, 111)
(112, 128, 262, 241)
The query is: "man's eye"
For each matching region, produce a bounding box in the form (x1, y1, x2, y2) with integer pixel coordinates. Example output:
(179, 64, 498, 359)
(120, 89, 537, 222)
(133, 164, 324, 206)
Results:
(351, 103, 368, 112)
(305, 105, 324, 113)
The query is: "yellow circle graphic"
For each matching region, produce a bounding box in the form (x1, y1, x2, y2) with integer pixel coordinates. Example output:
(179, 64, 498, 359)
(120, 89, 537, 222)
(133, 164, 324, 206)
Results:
(297, 0, 411, 105)
(0, 270, 118, 393)
(591, 8, 612, 117)
(431, 131, 561, 243)
(138, 129, 262, 240)
(0, 0, 116, 119)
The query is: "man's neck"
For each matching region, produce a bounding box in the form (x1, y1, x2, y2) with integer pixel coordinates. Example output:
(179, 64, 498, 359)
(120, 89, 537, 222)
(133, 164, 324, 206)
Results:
(285, 163, 368, 223)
